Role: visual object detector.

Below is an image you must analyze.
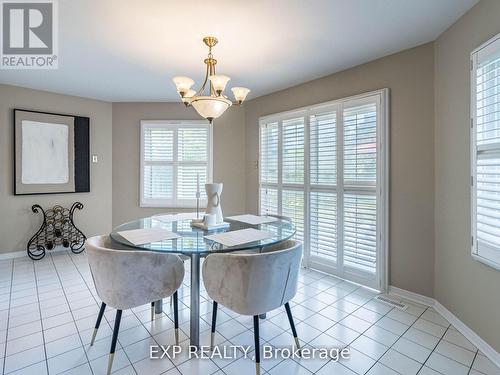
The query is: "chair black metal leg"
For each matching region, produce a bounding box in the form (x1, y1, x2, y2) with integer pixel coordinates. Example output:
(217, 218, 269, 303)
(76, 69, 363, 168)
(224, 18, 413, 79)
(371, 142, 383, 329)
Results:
(90, 302, 106, 346)
(210, 301, 218, 350)
(151, 301, 155, 321)
(107, 309, 122, 375)
(253, 315, 260, 375)
(284, 302, 300, 350)
(173, 291, 179, 344)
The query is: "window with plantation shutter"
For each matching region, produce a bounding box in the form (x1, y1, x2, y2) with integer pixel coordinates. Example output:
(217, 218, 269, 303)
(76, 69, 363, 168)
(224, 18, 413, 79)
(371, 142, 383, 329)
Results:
(141, 121, 212, 208)
(259, 90, 388, 290)
(471, 33, 500, 270)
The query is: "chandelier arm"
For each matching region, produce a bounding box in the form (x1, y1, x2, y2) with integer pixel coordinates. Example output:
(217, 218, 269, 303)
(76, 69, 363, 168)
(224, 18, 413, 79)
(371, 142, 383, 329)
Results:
(195, 64, 210, 97)
(209, 63, 216, 96)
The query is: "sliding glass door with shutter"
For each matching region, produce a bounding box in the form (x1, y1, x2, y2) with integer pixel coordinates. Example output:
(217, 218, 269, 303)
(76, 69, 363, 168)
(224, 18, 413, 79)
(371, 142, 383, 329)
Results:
(259, 89, 388, 290)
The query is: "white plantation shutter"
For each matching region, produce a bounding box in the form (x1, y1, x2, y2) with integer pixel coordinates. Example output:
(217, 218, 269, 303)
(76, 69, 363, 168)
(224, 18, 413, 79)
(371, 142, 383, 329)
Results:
(143, 128, 174, 200)
(344, 104, 377, 185)
(310, 112, 336, 185)
(472, 34, 500, 269)
(259, 90, 387, 289)
(310, 110, 337, 263)
(260, 123, 279, 184)
(343, 193, 377, 273)
(310, 191, 337, 262)
(141, 121, 212, 207)
(260, 187, 278, 215)
(282, 189, 305, 240)
(342, 103, 378, 276)
(282, 117, 305, 184)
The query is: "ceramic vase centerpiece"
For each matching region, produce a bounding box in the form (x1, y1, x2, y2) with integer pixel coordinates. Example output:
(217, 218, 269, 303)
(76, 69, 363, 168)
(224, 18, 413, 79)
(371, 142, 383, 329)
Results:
(205, 183, 223, 224)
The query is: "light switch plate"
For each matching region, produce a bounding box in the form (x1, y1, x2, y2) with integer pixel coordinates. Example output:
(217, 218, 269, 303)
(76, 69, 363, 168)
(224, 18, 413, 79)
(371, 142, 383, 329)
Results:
(92, 155, 98, 163)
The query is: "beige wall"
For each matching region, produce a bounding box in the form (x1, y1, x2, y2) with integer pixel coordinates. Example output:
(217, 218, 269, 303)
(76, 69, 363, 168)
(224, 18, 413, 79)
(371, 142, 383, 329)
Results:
(112, 103, 246, 226)
(0, 84, 113, 254)
(244, 43, 436, 297)
(434, 0, 500, 352)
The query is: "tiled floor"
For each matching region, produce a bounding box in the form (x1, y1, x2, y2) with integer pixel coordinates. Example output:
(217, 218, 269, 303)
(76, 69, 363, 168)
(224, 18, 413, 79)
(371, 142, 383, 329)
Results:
(0, 252, 498, 375)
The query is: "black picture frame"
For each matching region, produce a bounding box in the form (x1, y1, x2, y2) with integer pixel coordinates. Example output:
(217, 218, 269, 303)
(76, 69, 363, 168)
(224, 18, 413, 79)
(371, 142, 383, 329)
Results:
(13, 109, 90, 195)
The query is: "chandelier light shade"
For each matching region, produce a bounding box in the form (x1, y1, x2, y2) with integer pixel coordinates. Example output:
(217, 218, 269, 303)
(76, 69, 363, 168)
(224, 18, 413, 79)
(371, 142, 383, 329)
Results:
(231, 87, 251, 104)
(172, 36, 250, 123)
(172, 76, 195, 97)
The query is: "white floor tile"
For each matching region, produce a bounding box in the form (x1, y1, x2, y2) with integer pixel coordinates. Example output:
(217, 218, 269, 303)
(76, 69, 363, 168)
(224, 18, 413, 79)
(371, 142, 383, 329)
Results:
(351, 307, 383, 324)
(47, 346, 88, 374)
(302, 311, 337, 331)
(392, 337, 431, 363)
(403, 327, 440, 350)
(472, 353, 499, 375)
(418, 366, 442, 374)
(316, 361, 357, 375)
(5, 330, 44, 356)
(117, 325, 151, 347)
(386, 309, 419, 325)
(89, 349, 131, 375)
(425, 352, 469, 375)
(58, 362, 93, 375)
(3, 345, 46, 374)
(216, 319, 248, 340)
(294, 321, 322, 344)
(339, 347, 376, 374)
(133, 356, 175, 375)
(5, 360, 47, 375)
(325, 324, 360, 345)
(375, 316, 409, 336)
(434, 340, 475, 367)
(442, 329, 477, 352)
(339, 315, 373, 333)
(223, 356, 260, 375)
(45, 333, 83, 359)
(122, 337, 158, 363)
(6, 320, 42, 341)
(363, 325, 399, 347)
(412, 318, 447, 338)
(379, 348, 421, 375)
(268, 358, 312, 374)
(350, 335, 388, 360)
(421, 309, 449, 327)
(366, 362, 400, 375)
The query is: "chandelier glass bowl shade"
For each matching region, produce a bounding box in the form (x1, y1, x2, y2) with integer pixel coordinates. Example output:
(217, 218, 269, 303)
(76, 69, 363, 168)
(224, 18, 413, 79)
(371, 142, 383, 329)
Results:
(172, 37, 250, 123)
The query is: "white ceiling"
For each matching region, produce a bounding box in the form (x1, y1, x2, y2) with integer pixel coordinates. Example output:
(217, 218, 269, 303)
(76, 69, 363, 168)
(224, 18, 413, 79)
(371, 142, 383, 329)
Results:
(0, 0, 478, 102)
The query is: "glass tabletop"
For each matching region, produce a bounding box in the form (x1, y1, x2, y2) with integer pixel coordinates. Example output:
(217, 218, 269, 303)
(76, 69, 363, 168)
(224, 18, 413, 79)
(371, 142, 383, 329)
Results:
(109, 214, 296, 255)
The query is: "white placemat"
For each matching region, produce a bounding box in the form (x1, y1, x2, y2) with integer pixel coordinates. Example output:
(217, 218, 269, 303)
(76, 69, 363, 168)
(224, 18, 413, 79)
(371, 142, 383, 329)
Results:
(154, 212, 201, 223)
(117, 228, 181, 245)
(226, 214, 278, 225)
(204, 228, 273, 247)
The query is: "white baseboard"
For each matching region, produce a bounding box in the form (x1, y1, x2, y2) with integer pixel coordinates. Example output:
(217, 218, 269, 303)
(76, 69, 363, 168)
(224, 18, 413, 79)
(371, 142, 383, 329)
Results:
(388, 285, 500, 368)
(0, 250, 27, 260)
(0, 246, 73, 261)
(388, 286, 435, 307)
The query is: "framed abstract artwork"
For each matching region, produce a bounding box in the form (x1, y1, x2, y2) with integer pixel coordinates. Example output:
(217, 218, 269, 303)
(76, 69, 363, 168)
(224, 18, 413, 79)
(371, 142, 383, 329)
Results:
(14, 109, 90, 195)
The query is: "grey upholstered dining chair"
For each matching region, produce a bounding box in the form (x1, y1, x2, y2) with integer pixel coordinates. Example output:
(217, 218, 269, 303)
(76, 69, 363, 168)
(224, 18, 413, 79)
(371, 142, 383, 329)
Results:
(202, 240, 302, 375)
(86, 236, 185, 375)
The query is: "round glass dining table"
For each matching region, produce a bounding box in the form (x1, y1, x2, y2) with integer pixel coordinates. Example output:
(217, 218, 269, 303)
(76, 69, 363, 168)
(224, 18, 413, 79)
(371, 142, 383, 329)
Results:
(110, 214, 295, 347)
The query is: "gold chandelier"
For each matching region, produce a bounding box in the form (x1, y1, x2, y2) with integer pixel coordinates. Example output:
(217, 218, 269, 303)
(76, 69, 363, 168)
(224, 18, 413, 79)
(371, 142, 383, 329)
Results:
(172, 36, 250, 124)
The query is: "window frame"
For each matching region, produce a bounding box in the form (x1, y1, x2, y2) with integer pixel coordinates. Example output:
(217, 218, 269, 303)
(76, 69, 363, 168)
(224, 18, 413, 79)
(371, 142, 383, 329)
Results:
(470, 32, 500, 271)
(140, 120, 213, 208)
(258, 89, 389, 291)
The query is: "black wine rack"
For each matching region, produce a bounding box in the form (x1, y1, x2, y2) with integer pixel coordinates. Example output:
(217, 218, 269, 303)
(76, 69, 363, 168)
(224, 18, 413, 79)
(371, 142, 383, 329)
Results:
(27, 202, 86, 260)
